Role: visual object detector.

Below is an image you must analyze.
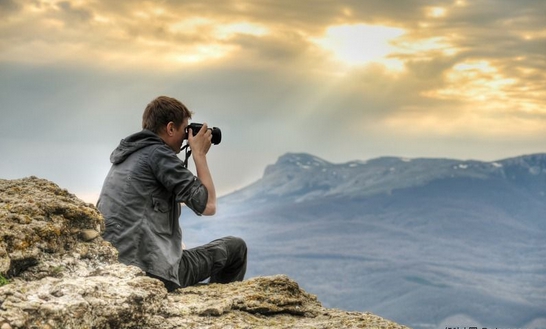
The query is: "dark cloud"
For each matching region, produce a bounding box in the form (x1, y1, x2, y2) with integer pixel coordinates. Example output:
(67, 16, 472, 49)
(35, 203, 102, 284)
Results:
(57, 1, 93, 22)
(0, 0, 20, 13)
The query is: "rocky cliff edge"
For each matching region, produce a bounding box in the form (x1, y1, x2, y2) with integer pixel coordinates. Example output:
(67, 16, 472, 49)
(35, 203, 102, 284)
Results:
(0, 177, 409, 329)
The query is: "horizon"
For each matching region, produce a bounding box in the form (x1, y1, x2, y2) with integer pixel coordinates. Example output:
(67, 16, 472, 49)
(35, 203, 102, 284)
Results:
(1, 0, 545, 203)
(89, 150, 546, 203)
(270, 150, 546, 163)
(3, 149, 545, 205)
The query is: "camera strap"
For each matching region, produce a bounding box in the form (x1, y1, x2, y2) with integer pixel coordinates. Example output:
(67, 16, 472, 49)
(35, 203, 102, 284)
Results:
(181, 144, 192, 168)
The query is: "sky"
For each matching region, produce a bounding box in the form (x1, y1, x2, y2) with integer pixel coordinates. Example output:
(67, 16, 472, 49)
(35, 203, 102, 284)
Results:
(1, 0, 545, 203)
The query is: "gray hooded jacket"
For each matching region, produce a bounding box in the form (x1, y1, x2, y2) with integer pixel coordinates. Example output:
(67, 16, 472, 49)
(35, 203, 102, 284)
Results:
(97, 129, 208, 285)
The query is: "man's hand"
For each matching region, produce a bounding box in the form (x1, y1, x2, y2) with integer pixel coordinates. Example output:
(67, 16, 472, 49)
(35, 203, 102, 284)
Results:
(188, 123, 216, 216)
(188, 123, 212, 157)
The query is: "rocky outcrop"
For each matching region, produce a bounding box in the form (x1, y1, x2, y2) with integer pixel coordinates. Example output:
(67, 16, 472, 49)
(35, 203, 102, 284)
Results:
(0, 177, 409, 329)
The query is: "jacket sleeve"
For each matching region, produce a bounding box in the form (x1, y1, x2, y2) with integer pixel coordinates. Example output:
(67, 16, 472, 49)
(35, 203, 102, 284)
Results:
(149, 145, 208, 215)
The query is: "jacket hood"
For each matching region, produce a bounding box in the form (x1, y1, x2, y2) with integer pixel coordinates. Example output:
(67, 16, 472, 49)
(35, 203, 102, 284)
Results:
(110, 129, 165, 164)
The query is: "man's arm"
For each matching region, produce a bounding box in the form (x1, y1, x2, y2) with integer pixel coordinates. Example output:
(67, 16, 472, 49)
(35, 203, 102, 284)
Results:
(189, 123, 217, 216)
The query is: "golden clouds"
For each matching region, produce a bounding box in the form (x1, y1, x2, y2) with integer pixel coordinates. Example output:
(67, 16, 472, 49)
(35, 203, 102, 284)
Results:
(439, 59, 546, 122)
(1, 0, 545, 143)
(386, 58, 546, 137)
(165, 18, 269, 64)
(433, 60, 517, 102)
(393, 35, 460, 61)
(0, 0, 273, 68)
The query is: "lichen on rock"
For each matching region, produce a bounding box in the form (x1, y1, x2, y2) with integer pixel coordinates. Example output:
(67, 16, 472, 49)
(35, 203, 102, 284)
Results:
(0, 177, 114, 282)
(0, 177, 410, 329)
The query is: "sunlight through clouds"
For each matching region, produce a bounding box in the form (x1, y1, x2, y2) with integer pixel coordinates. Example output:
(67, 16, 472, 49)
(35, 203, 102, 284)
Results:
(215, 22, 269, 39)
(166, 19, 269, 64)
(311, 24, 406, 71)
(426, 7, 447, 18)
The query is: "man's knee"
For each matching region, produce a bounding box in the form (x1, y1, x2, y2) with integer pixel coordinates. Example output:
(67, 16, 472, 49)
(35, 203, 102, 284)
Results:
(225, 236, 247, 255)
(229, 236, 246, 247)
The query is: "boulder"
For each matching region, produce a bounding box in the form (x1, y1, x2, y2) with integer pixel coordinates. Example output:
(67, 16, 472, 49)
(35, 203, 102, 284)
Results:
(0, 177, 409, 329)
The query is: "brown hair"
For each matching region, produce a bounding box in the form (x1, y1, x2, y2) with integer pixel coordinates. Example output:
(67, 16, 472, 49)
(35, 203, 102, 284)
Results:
(142, 96, 192, 133)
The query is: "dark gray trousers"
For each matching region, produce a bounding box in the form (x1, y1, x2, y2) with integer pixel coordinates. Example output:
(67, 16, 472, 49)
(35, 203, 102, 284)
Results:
(149, 236, 247, 291)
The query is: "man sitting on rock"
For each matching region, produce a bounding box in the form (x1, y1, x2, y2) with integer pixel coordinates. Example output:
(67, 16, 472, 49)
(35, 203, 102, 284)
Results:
(97, 95, 247, 291)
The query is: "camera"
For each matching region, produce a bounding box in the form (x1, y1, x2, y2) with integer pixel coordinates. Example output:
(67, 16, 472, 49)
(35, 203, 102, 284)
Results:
(185, 123, 222, 145)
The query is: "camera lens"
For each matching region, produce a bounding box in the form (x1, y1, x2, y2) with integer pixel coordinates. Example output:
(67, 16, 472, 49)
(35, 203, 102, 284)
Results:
(211, 127, 222, 145)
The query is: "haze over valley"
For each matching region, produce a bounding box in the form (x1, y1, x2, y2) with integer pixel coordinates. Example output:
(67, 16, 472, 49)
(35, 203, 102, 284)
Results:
(182, 152, 546, 329)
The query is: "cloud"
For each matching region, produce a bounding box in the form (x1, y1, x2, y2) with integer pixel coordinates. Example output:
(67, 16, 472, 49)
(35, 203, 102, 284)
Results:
(57, 1, 92, 22)
(0, 0, 20, 13)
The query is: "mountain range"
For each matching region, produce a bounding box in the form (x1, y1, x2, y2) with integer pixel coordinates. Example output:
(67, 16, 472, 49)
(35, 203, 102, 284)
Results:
(180, 152, 546, 329)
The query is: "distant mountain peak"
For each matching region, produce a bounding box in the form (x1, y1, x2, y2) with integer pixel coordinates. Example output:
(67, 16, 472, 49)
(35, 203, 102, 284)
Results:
(276, 153, 332, 168)
(499, 153, 546, 168)
(263, 153, 332, 177)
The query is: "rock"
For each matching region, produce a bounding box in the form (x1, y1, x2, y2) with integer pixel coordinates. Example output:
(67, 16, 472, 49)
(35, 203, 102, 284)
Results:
(0, 177, 410, 329)
(0, 177, 116, 282)
(80, 229, 100, 241)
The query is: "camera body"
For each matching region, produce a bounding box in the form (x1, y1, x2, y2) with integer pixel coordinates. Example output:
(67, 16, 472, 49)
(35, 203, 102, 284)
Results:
(186, 123, 222, 145)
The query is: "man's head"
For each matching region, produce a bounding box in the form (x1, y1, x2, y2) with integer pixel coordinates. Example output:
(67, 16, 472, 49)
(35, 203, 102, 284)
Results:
(143, 96, 192, 153)
(142, 96, 192, 133)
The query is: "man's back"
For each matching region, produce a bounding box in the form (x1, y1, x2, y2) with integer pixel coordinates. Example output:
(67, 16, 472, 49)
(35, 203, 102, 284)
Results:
(98, 129, 203, 285)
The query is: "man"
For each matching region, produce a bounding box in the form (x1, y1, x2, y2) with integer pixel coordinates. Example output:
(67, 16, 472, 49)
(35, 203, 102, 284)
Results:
(97, 95, 247, 291)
